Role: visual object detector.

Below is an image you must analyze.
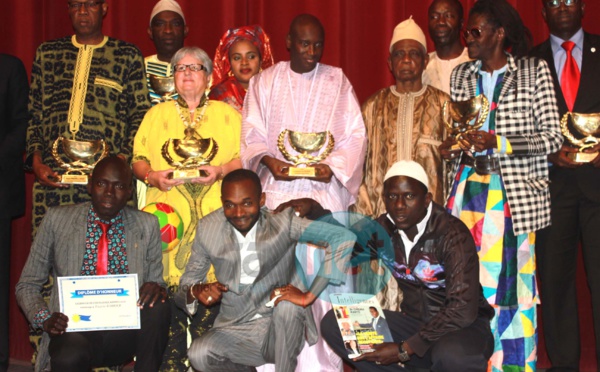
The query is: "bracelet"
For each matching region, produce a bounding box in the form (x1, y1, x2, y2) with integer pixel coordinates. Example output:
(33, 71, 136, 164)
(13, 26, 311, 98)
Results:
(190, 283, 201, 301)
(218, 166, 224, 180)
(143, 170, 153, 187)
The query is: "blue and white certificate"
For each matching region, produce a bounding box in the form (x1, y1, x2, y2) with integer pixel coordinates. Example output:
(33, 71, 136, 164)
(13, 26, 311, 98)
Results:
(57, 274, 140, 332)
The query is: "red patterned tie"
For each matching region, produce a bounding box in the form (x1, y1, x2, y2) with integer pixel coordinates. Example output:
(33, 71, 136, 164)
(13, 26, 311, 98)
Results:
(561, 41, 580, 111)
(97, 222, 110, 275)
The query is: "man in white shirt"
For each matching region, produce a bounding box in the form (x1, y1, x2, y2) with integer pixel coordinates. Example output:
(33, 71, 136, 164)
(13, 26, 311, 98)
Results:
(242, 14, 366, 371)
(422, 0, 470, 94)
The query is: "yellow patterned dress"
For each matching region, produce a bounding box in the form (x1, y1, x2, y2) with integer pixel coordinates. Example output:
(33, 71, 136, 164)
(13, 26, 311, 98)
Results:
(133, 99, 241, 371)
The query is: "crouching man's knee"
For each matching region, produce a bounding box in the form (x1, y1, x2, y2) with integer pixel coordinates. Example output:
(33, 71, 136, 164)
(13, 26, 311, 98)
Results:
(188, 334, 214, 371)
(431, 341, 489, 372)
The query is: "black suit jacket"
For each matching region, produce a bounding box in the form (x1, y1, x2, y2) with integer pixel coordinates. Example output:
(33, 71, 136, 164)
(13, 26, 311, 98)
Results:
(0, 54, 28, 218)
(530, 32, 600, 202)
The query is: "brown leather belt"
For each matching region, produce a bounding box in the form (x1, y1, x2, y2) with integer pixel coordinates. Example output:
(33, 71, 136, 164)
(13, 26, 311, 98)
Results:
(460, 154, 501, 175)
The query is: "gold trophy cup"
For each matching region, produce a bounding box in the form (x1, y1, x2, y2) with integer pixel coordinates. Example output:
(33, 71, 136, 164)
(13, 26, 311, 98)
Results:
(149, 75, 176, 104)
(162, 129, 219, 180)
(277, 130, 335, 177)
(443, 94, 490, 150)
(560, 112, 600, 163)
(51, 136, 109, 184)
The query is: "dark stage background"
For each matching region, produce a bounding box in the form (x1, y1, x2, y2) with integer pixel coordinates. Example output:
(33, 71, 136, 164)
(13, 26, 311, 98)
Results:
(2, 0, 599, 369)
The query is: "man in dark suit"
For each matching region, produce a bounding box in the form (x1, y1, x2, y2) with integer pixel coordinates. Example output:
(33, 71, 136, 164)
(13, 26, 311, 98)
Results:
(0, 53, 28, 372)
(529, 1, 600, 370)
(16, 157, 170, 372)
(353, 307, 393, 343)
(176, 169, 355, 372)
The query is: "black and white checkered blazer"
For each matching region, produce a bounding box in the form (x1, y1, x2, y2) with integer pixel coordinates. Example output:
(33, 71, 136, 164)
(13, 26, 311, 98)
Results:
(448, 54, 563, 236)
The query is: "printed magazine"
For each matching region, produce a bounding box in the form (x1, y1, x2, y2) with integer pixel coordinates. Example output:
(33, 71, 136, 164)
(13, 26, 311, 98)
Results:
(329, 293, 393, 358)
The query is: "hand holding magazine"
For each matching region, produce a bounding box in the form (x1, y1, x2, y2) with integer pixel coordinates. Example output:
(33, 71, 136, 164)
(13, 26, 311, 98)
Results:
(329, 293, 394, 358)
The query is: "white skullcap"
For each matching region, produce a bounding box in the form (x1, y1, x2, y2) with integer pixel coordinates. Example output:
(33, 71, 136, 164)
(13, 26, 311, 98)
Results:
(389, 16, 427, 53)
(150, 0, 185, 26)
(383, 160, 429, 190)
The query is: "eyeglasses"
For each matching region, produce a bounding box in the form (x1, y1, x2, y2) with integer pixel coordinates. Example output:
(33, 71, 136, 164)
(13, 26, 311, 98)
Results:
(67, 1, 105, 10)
(545, 0, 578, 8)
(173, 64, 206, 73)
(463, 27, 484, 39)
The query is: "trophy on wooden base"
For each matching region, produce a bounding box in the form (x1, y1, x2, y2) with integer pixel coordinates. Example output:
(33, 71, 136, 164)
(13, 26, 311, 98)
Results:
(560, 112, 600, 163)
(51, 136, 109, 185)
(277, 130, 335, 177)
(162, 128, 219, 180)
(443, 94, 489, 150)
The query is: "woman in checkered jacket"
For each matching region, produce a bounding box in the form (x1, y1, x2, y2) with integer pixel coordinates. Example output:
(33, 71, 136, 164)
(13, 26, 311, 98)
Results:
(439, 0, 563, 370)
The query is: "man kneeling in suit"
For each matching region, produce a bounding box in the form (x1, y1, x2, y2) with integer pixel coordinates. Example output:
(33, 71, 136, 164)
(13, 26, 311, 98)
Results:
(16, 156, 170, 372)
(176, 169, 356, 372)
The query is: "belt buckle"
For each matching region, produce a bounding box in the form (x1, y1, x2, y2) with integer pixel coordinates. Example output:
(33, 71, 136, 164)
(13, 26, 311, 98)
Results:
(474, 154, 500, 175)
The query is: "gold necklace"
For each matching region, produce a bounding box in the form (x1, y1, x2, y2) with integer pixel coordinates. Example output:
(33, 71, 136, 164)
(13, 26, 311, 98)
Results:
(175, 95, 209, 137)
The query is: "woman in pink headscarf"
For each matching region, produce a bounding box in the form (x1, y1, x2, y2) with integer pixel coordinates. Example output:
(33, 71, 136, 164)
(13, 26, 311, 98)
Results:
(209, 24, 274, 112)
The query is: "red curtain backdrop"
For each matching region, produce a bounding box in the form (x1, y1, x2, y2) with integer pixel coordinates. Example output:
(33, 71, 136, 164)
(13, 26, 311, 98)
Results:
(2, 0, 600, 369)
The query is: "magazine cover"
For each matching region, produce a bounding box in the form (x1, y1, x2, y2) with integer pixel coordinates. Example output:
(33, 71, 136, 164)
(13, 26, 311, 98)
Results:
(329, 293, 394, 358)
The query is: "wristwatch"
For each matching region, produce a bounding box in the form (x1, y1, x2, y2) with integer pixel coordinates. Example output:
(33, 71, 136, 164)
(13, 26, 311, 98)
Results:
(397, 341, 410, 363)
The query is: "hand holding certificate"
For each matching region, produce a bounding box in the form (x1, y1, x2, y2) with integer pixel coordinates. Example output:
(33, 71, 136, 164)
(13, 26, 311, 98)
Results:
(137, 281, 168, 309)
(42, 312, 68, 336)
(57, 274, 141, 332)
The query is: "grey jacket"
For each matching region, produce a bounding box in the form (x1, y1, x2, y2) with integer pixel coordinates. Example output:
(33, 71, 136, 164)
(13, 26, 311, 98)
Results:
(176, 207, 355, 345)
(16, 202, 164, 372)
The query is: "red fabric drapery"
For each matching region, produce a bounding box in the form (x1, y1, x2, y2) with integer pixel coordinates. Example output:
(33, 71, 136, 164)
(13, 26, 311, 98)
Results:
(2, 0, 600, 369)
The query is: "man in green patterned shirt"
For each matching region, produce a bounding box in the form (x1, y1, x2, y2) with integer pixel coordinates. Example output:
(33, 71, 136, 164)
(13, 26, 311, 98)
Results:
(25, 1, 152, 367)
(26, 0, 151, 231)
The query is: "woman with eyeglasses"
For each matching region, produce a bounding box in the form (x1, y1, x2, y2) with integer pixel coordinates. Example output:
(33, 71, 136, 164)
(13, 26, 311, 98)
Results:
(209, 25, 274, 113)
(439, 0, 563, 370)
(132, 46, 241, 363)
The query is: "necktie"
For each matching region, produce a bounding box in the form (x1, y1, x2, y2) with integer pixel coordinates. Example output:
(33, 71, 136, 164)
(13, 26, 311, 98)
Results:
(96, 221, 110, 275)
(561, 41, 580, 111)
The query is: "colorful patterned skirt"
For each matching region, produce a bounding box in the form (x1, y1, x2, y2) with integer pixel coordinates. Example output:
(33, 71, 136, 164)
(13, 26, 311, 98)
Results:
(447, 164, 538, 372)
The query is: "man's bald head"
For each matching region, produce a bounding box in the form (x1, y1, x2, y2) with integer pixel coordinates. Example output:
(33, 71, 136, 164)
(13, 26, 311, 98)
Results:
(289, 14, 325, 38)
(286, 14, 325, 74)
(91, 156, 133, 185)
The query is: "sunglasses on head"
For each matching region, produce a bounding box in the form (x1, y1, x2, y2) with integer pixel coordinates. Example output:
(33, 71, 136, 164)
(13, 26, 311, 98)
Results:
(463, 27, 484, 39)
(545, 0, 578, 8)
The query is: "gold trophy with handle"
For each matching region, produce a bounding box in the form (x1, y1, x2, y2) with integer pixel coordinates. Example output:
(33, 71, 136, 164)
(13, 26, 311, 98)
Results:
(149, 74, 176, 105)
(443, 94, 489, 150)
(277, 130, 335, 177)
(560, 112, 600, 163)
(162, 127, 219, 180)
(51, 136, 109, 185)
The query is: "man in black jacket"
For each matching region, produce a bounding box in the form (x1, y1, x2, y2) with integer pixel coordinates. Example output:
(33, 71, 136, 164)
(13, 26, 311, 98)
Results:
(322, 160, 494, 372)
(529, 1, 600, 370)
(0, 53, 28, 372)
